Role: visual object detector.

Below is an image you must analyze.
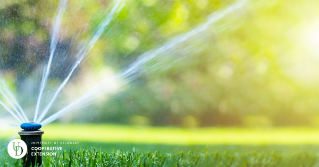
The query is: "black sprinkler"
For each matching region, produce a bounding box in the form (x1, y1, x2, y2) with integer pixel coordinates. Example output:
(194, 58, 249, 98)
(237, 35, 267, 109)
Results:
(19, 122, 44, 167)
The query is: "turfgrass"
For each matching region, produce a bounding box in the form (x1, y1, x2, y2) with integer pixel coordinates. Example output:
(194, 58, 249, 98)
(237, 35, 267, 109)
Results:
(2, 124, 319, 166)
(1, 148, 319, 166)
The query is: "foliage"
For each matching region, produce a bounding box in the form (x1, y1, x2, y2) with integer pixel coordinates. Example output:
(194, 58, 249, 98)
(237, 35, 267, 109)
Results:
(1, 0, 319, 126)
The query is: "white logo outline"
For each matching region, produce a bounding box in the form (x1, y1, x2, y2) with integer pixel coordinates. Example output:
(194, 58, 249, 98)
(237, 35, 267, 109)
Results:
(7, 139, 27, 159)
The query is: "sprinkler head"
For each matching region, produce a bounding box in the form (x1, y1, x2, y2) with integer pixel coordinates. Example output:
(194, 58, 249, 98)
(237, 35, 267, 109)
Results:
(20, 122, 42, 131)
(19, 122, 44, 167)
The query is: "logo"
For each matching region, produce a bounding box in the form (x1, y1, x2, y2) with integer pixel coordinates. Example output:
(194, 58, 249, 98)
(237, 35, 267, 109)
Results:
(7, 139, 27, 159)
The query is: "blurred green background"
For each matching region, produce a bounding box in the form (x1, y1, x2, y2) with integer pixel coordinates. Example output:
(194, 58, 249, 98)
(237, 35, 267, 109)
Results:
(1, 0, 319, 128)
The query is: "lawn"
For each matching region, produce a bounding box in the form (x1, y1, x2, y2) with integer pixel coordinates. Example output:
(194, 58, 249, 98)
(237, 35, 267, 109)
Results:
(2, 124, 319, 166)
(2, 148, 319, 166)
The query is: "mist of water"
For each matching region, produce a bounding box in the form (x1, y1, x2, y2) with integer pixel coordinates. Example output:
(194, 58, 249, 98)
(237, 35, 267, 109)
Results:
(33, 0, 68, 122)
(0, 80, 28, 122)
(40, 0, 247, 126)
(0, 134, 18, 152)
(0, 121, 19, 127)
(0, 100, 22, 123)
(0, 79, 29, 123)
(36, 0, 125, 123)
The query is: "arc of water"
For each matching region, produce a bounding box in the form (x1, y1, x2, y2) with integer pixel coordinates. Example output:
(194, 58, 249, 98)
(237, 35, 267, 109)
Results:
(122, 1, 247, 78)
(40, 0, 247, 126)
(0, 80, 26, 122)
(0, 135, 18, 152)
(0, 88, 25, 122)
(0, 80, 28, 122)
(41, 74, 122, 125)
(36, 0, 125, 123)
(0, 120, 19, 127)
(33, 0, 68, 122)
(0, 100, 22, 123)
(4, 91, 28, 122)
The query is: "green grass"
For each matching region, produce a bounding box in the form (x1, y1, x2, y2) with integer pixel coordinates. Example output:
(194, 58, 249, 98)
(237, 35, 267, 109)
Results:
(2, 124, 319, 166)
(2, 148, 319, 166)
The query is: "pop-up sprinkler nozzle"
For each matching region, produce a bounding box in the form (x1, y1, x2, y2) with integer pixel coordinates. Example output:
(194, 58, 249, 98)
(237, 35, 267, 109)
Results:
(20, 122, 42, 131)
(19, 122, 44, 167)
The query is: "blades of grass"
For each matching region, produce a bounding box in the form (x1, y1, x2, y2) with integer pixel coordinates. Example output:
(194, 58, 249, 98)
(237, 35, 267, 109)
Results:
(68, 149, 72, 167)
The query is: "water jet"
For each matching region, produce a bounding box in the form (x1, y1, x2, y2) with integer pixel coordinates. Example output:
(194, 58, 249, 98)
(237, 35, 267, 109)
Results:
(19, 122, 43, 167)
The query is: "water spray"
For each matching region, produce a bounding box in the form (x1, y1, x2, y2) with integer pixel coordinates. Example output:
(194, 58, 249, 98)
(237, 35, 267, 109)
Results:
(19, 122, 43, 167)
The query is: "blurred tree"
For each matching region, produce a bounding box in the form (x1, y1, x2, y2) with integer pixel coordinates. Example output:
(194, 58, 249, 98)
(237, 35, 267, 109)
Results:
(1, 0, 319, 127)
